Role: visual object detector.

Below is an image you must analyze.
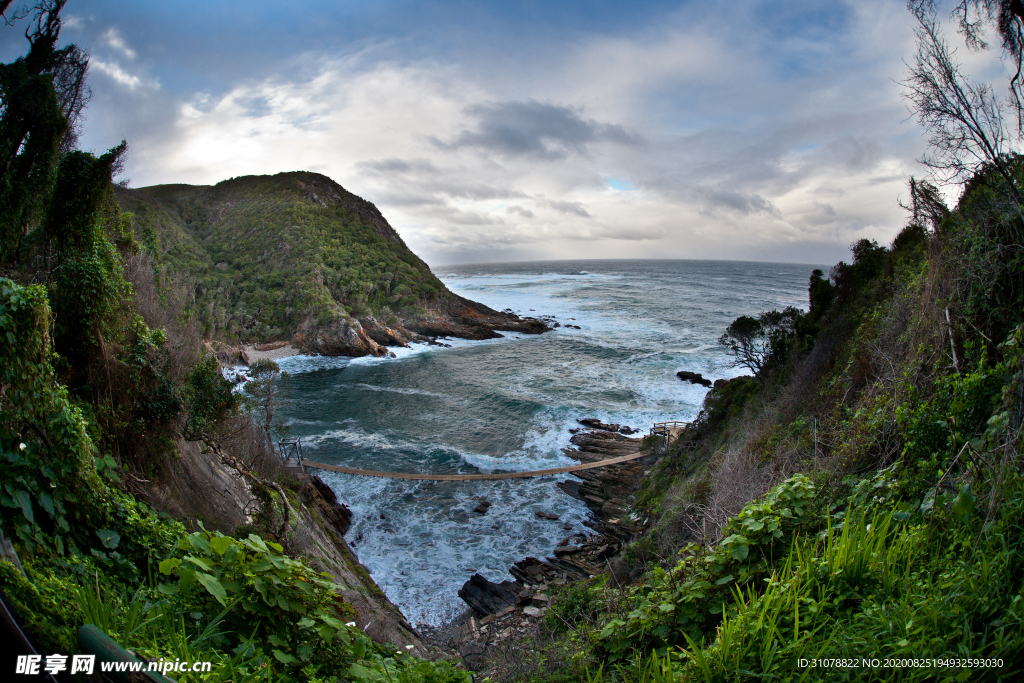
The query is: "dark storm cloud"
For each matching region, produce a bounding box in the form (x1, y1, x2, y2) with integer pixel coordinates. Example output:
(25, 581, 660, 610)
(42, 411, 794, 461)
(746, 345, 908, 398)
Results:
(694, 187, 782, 219)
(506, 205, 535, 218)
(358, 158, 441, 174)
(547, 199, 591, 218)
(433, 100, 639, 160)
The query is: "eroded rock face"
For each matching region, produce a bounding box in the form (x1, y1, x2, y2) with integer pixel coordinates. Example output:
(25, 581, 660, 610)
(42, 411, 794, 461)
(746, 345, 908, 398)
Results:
(295, 317, 387, 357)
(403, 293, 549, 340)
(305, 475, 353, 535)
(292, 294, 550, 358)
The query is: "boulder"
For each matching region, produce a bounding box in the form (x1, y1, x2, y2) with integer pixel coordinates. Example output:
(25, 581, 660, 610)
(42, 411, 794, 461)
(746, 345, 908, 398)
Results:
(296, 317, 388, 357)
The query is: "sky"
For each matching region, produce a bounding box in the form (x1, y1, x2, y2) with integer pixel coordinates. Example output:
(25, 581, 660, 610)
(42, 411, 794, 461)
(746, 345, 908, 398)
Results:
(0, 0, 1004, 266)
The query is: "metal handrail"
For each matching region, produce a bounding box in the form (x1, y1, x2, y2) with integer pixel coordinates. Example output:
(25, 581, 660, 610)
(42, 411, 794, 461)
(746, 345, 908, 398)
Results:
(650, 421, 689, 437)
(278, 438, 303, 465)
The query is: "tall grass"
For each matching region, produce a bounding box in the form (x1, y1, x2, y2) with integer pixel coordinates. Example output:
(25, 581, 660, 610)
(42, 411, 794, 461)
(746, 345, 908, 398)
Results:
(583, 474, 1024, 682)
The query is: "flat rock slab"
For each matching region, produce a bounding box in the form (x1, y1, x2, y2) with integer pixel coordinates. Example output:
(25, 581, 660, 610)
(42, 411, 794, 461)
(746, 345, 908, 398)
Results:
(458, 574, 520, 616)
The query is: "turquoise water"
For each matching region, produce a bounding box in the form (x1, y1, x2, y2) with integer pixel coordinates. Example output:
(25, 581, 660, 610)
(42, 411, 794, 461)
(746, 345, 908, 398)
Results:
(272, 259, 818, 624)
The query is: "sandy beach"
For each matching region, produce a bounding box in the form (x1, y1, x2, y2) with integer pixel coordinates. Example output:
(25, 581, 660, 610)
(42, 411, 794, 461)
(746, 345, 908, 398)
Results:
(241, 342, 301, 364)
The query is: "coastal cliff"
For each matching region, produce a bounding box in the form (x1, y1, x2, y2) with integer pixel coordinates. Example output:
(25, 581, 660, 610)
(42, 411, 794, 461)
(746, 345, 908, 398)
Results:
(114, 172, 548, 357)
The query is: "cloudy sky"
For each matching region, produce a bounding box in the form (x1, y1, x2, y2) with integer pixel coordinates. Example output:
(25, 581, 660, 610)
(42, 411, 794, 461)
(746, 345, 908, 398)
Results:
(0, 1, 1002, 266)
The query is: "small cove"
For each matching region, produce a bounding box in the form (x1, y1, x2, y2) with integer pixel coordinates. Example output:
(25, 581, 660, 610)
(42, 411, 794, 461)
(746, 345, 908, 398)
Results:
(273, 259, 818, 625)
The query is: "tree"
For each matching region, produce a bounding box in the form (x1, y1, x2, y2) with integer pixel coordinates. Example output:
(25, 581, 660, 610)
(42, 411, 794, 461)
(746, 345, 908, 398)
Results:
(807, 269, 836, 319)
(0, 0, 93, 262)
(181, 355, 240, 441)
(243, 358, 289, 454)
(910, 1, 1024, 130)
(718, 307, 802, 379)
(902, 7, 1020, 201)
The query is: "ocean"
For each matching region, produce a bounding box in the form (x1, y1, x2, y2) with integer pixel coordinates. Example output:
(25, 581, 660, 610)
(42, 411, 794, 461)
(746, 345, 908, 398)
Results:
(272, 259, 818, 625)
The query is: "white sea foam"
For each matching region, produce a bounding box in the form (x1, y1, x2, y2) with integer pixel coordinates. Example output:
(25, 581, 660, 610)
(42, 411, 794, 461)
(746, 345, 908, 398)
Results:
(351, 383, 455, 399)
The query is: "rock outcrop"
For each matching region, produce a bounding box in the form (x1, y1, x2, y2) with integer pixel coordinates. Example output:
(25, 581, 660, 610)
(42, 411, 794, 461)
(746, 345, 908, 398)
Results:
(577, 417, 638, 434)
(304, 475, 353, 535)
(557, 430, 652, 544)
(293, 299, 550, 358)
(458, 574, 521, 616)
(295, 316, 390, 357)
(677, 370, 713, 387)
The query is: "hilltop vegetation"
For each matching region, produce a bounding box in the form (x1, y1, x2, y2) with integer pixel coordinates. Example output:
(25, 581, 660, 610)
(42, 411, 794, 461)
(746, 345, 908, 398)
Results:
(115, 173, 546, 355)
(115, 173, 444, 341)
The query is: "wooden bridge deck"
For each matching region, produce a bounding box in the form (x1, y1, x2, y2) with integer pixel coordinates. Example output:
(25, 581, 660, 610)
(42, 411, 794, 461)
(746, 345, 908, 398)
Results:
(302, 450, 648, 481)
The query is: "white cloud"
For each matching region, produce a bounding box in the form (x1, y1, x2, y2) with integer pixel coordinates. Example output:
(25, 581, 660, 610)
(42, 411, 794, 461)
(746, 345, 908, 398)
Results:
(90, 58, 158, 90)
(112, 0, 932, 266)
(102, 27, 136, 59)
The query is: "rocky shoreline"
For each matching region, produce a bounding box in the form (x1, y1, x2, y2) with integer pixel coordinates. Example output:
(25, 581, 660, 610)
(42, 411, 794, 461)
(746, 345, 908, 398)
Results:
(295, 293, 550, 358)
(422, 424, 659, 674)
(208, 295, 551, 366)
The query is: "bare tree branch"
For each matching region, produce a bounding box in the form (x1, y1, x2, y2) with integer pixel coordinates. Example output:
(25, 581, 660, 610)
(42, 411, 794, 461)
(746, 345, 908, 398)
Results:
(903, 11, 1022, 203)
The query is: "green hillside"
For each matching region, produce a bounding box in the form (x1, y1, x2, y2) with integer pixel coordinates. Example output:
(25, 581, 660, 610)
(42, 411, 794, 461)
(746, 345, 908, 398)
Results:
(116, 173, 448, 342)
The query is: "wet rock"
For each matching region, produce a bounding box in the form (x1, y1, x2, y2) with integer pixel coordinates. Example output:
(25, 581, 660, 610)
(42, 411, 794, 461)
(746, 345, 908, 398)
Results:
(676, 370, 713, 387)
(509, 557, 559, 586)
(559, 431, 651, 544)
(578, 418, 620, 432)
(458, 574, 521, 616)
(534, 511, 559, 520)
(618, 426, 638, 434)
(473, 500, 492, 515)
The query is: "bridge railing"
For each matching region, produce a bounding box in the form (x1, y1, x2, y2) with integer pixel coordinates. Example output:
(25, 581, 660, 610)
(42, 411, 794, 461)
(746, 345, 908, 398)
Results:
(278, 438, 303, 465)
(650, 421, 689, 438)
